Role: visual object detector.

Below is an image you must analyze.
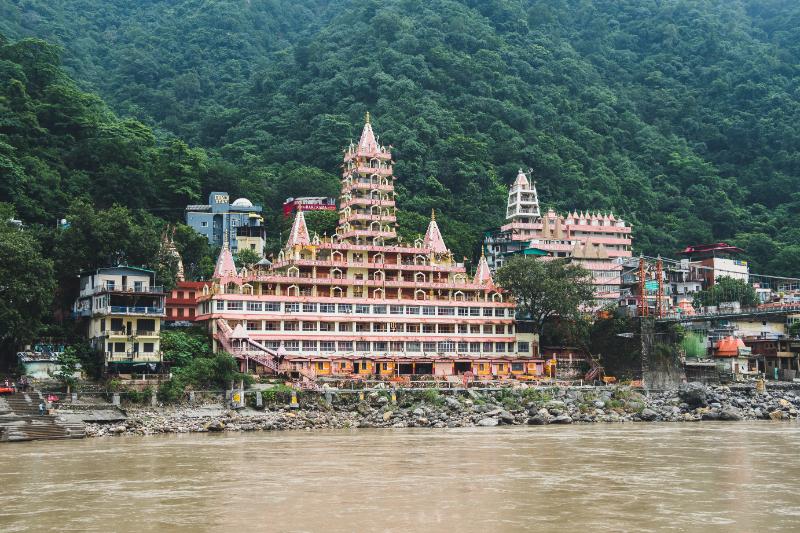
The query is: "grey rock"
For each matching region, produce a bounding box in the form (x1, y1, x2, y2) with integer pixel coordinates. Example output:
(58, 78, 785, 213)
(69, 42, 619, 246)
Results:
(718, 407, 742, 421)
(679, 382, 708, 408)
(376, 396, 389, 405)
(499, 410, 515, 424)
(639, 408, 658, 421)
(551, 415, 573, 424)
(476, 417, 499, 427)
(412, 407, 425, 417)
(445, 397, 461, 409)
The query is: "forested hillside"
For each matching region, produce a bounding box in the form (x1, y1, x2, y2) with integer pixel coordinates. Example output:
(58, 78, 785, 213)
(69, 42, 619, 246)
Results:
(3, 0, 800, 274)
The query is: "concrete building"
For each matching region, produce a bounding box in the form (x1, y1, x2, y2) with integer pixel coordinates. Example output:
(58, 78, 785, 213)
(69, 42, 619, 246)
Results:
(72, 267, 166, 372)
(165, 281, 207, 323)
(485, 169, 632, 307)
(196, 116, 542, 380)
(186, 192, 266, 256)
(678, 243, 748, 286)
(283, 197, 337, 217)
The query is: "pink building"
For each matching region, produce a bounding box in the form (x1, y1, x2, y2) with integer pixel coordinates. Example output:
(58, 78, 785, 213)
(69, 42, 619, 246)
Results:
(485, 170, 633, 307)
(196, 116, 542, 382)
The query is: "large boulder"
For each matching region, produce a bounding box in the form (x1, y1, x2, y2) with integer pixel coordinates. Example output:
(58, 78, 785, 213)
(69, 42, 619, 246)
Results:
(476, 417, 499, 427)
(717, 407, 742, 421)
(205, 420, 225, 432)
(551, 415, 573, 424)
(639, 408, 658, 422)
(679, 382, 708, 408)
(527, 414, 550, 425)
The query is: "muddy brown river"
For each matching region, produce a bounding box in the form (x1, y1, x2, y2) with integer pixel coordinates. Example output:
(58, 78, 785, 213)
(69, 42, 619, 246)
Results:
(1, 423, 799, 532)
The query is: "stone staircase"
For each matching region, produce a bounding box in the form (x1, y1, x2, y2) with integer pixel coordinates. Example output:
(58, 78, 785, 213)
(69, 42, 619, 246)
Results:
(0, 393, 86, 442)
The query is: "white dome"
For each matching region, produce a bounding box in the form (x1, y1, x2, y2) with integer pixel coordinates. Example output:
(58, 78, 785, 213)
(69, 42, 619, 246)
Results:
(231, 198, 253, 207)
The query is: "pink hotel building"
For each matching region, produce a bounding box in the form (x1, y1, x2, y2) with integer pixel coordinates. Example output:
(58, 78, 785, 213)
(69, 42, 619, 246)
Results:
(196, 116, 542, 379)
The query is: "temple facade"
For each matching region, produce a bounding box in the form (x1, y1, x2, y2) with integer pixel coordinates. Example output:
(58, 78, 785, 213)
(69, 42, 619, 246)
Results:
(484, 170, 633, 307)
(195, 116, 541, 381)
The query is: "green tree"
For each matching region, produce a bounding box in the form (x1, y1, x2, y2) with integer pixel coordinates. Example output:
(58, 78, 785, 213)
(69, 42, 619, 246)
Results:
(0, 204, 55, 363)
(55, 346, 80, 393)
(495, 256, 595, 338)
(235, 248, 261, 268)
(693, 276, 759, 308)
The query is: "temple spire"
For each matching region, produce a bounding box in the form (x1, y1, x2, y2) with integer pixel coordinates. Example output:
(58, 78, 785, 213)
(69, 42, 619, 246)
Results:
(357, 113, 379, 155)
(474, 253, 494, 287)
(213, 242, 237, 278)
(286, 208, 311, 247)
(423, 209, 448, 254)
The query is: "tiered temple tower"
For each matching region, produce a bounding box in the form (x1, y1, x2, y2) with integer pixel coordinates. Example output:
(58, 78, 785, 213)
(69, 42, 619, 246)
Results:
(197, 116, 541, 380)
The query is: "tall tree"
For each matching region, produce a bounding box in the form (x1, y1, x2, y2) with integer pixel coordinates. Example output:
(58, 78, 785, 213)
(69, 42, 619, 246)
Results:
(495, 256, 595, 338)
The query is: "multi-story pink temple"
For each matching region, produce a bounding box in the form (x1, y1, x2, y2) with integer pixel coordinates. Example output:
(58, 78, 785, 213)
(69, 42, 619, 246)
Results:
(196, 115, 541, 381)
(485, 170, 633, 307)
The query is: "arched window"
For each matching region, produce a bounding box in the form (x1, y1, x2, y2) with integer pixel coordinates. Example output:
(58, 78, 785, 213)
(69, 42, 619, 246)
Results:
(331, 267, 343, 279)
(414, 289, 426, 300)
(332, 286, 343, 298)
(373, 270, 384, 281)
(414, 272, 426, 283)
(287, 266, 300, 277)
(491, 293, 503, 302)
(287, 285, 300, 297)
(373, 288, 384, 299)
(454, 290, 465, 301)
(373, 253, 384, 264)
(331, 250, 344, 262)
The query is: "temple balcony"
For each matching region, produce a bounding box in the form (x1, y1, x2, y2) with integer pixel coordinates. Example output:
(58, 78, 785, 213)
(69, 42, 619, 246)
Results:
(341, 198, 395, 208)
(339, 214, 397, 224)
(338, 229, 396, 240)
(352, 165, 393, 176)
(343, 181, 394, 192)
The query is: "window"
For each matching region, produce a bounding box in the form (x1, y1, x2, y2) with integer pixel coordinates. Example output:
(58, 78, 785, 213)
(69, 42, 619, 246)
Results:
(458, 342, 468, 352)
(302, 341, 317, 351)
(247, 321, 260, 331)
(264, 321, 279, 331)
(518, 342, 530, 353)
(111, 318, 123, 331)
(143, 342, 154, 353)
(100, 319, 106, 332)
(201, 221, 208, 227)
(372, 305, 387, 314)
(512, 362, 524, 372)
(283, 321, 299, 331)
(423, 324, 435, 333)
(494, 308, 505, 317)
(320, 341, 335, 352)
(356, 304, 370, 314)
(438, 307, 455, 316)
(458, 307, 468, 317)
(356, 322, 370, 332)
(469, 342, 481, 353)
(439, 341, 456, 352)
(303, 303, 317, 313)
(227, 301, 243, 311)
(264, 302, 281, 312)
(438, 324, 455, 334)
(247, 302, 263, 312)
(356, 341, 370, 352)
(284, 341, 299, 351)
(483, 308, 493, 317)
(302, 321, 317, 331)
(319, 322, 334, 332)
(470, 307, 480, 317)
(423, 342, 436, 352)
(373, 341, 388, 351)
(390, 305, 404, 315)
(338, 303, 353, 313)
(338, 322, 353, 332)
(406, 323, 420, 333)
(373, 323, 387, 332)
(337, 341, 352, 351)
(114, 342, 126, 353)
(458, 324, 468, 334)
(390, 341, 404, 351)
(285, 303, 299, 313)
(423, 306, 436, 316)
(470, 324, 481, 334)
(320, 303, 335, 313)
(495, 342, 506, 353)
(406, 342, 421, 352)
(215, 300, 226, 311)
(483, 342, 494, 352)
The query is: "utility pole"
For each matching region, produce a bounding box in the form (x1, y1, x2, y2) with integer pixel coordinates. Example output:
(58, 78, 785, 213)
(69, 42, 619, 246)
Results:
(656, 256, 664, 318)
(638, 256, 648, 317)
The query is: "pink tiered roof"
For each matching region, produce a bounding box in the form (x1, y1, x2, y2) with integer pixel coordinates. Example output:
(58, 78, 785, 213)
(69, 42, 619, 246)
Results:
(213, 244, 237, 278)
(286, 209, 311, 247)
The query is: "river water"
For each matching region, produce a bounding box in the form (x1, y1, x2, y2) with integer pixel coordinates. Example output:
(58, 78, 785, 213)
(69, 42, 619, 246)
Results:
(1, 423, 800, 532)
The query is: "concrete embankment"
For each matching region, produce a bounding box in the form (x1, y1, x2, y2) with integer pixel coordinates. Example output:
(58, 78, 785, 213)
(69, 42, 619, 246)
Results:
(83, 383, 800, 437)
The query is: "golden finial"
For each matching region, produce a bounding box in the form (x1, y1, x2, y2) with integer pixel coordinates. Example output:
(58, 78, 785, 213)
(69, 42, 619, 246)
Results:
(365, 111, 370, 124)
(431, 208, 436, 221)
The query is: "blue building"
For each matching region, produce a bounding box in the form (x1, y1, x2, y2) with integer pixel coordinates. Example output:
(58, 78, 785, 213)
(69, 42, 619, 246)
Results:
(185, 192, 266, 255)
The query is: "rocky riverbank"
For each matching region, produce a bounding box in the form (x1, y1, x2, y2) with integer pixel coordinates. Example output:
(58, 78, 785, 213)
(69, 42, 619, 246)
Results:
(84, 383, 800, 437)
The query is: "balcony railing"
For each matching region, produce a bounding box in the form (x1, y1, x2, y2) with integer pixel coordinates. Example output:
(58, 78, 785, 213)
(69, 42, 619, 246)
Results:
(88, 284, 164, 295)
(104, 306, 165, 315)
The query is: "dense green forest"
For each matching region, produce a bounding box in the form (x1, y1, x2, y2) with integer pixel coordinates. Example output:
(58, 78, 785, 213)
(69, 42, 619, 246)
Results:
(3, 0, 800, 356)
(4, 0, 800, 273)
